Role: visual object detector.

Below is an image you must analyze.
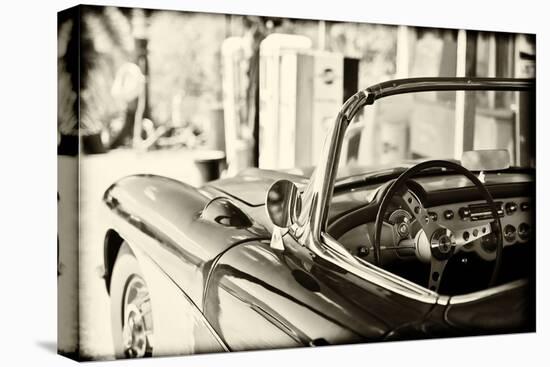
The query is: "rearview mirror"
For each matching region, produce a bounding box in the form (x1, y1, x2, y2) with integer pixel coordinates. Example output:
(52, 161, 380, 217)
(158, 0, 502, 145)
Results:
(265, 179, 301, 229)
(461, 149, 511, 172)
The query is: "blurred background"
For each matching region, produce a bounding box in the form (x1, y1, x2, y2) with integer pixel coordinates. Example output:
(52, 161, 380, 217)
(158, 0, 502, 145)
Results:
(58, 5, 535, 181)
(57, 5, 535, 359)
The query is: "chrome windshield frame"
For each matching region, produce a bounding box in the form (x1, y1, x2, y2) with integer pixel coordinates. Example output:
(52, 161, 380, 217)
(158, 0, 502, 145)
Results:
(296, 77, 535, 256)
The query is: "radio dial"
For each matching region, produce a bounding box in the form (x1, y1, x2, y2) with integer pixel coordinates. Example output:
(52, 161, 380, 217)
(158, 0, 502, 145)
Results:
(458, 207, 470, 220)
(505, 202, 518, 215)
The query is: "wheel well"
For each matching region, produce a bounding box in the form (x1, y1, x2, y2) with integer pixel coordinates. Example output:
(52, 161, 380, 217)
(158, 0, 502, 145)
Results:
(104, 229, 124, 294)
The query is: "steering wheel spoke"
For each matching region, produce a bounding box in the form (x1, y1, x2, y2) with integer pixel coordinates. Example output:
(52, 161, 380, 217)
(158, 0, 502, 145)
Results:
(428, 257, 449, 292)
(401, 190, 441, 239)
(451, 222, 492, 248)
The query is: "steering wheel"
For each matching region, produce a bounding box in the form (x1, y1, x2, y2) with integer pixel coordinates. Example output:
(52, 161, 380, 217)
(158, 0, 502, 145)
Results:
(373, 160, 503, 293)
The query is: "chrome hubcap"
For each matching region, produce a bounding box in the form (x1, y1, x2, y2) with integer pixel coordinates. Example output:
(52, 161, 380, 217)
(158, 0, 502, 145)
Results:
(122, 275, 153, 358)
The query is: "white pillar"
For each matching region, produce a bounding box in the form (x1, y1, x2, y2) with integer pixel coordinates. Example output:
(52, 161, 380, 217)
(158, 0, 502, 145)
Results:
(396, 25, 410, 78)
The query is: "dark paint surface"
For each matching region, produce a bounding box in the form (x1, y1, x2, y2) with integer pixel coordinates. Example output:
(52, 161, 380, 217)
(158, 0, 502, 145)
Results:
(445, 282, 533, 333)
(204, 238, 387, 350)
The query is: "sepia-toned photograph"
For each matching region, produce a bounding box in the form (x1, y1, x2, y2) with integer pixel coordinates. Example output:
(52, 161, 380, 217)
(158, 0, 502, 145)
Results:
(57, 4, 536, 361)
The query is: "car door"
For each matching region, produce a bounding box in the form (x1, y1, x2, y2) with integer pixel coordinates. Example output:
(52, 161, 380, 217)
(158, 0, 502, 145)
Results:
(204, 232, 437, 351)
(444, 279, 534, 333)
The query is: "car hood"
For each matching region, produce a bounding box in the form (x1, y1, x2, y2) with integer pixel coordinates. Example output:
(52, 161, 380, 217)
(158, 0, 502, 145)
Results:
(205, 160, 437, 207)
(205, 168, 310, 207)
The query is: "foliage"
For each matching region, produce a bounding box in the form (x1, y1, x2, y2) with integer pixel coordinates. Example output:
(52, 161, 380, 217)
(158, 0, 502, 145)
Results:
(80, 7, 134, 134)
(147, 11, 227, 125)
(328, 22, 397, 86)
(62, 6, 398, 144)
(58, 19, 77, 135)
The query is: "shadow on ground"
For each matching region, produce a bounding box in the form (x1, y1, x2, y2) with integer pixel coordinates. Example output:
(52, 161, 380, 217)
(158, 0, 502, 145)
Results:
(36, 340, 57, 354)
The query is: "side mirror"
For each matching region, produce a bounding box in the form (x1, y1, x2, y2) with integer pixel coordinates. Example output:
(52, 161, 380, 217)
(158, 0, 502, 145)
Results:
(265, 179, 301, 229)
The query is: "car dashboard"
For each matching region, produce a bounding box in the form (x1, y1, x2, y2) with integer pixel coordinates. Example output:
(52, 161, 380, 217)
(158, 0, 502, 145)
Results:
(329, 171, 534, 265)
(417, 196, 532, 260)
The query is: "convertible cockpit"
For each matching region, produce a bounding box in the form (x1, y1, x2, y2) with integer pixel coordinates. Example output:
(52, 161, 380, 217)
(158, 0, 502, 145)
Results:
(327, 169, 534, 296)
(265, 78, 534, 303)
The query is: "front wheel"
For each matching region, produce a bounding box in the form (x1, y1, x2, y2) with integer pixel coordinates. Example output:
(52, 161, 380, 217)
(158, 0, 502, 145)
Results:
(110, 243, 154, 358)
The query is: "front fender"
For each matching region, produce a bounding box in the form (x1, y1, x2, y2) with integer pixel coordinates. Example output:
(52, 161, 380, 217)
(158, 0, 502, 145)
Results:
(103, 174, 270, 310)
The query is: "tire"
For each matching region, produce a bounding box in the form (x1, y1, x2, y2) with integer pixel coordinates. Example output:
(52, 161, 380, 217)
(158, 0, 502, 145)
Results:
(110, 242, 154, 358)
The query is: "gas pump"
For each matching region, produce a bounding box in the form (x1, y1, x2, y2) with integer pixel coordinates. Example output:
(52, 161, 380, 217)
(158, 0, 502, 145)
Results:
(259, 34, 358, 170)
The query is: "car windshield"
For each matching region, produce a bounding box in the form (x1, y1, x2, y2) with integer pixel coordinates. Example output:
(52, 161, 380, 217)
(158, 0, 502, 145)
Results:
(337, 89, 534, 179)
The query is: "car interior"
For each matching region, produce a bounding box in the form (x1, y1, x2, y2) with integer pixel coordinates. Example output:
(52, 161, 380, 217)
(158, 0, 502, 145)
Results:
(326, 167, 535, 296)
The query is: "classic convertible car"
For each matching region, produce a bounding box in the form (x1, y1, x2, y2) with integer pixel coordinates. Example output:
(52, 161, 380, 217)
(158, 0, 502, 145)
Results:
(102, 77, 535, 358)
